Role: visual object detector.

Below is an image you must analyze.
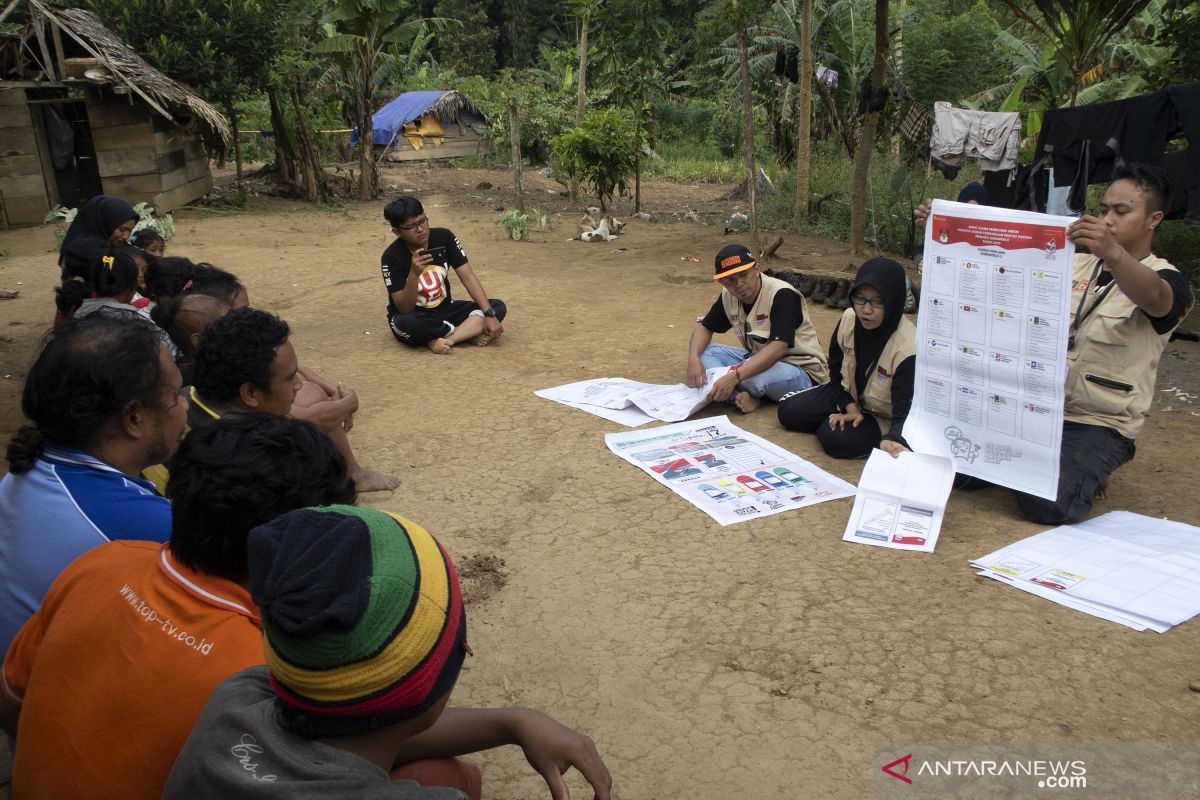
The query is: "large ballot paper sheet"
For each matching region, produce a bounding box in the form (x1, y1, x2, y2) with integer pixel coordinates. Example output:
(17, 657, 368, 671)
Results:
(605, 415, 855, 526)
(906, 200, 1076, 500)
(971, 511, 1200, 633)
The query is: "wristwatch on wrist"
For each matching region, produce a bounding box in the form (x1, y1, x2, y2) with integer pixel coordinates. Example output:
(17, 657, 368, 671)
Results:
(483, 307, 497, 318)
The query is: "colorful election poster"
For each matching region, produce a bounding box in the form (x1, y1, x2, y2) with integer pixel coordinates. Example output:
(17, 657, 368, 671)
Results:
(605, 415, 856, 526)
(905, 200, 1075, 500)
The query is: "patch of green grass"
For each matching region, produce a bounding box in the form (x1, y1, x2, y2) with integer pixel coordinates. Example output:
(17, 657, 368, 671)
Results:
(643, 140, 779, 184)
(758, 141, 986, 255)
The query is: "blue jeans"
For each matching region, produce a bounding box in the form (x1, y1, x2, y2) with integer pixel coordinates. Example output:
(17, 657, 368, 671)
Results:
(699, 343, 815, 401)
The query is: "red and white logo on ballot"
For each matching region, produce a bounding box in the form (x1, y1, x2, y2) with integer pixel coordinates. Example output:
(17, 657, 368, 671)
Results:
(931, 215, 1066, 254)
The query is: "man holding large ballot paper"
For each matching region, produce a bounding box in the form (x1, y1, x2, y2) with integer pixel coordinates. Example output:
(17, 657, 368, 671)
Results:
(917, 163, 1193, 524)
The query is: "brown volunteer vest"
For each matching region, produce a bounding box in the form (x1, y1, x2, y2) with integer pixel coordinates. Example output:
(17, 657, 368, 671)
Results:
(834, 307, 917, 434)
(1064, 253, 1184, 438)
(720, 274, 829, 383)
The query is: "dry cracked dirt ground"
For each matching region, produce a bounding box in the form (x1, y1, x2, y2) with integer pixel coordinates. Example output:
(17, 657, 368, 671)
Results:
(0, 162, 1197, 799)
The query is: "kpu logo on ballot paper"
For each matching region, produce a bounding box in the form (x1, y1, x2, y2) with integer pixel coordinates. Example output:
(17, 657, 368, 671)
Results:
(930, 215, 1066, 255)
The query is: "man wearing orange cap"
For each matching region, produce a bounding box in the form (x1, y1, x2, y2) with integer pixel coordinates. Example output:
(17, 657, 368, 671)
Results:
(686, 244, 829, 413)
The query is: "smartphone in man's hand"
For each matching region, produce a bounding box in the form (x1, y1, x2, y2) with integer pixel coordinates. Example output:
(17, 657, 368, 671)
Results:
(421, 246, 447, 264)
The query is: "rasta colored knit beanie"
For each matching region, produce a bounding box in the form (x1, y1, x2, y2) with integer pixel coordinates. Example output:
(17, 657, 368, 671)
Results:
(247, 505, 467, 737)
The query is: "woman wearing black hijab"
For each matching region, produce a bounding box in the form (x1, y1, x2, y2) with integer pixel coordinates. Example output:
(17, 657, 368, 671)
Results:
(778, 257, 917, 458)
(58, 195, 138, 281)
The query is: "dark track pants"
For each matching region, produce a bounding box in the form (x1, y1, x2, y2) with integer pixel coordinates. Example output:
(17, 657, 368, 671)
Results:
(388, 299, 507, 345)
(777, 383, 884, 459)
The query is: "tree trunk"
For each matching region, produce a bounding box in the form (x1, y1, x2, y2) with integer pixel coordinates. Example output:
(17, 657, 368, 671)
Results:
(735, 11, 760, 252)
(228, 102, 243, 187)
(768, 79, 779, 158)
(267, 87, 295, 186)
(794, 0, 813, 226)
(849, 0, 888, 255)
(569, 10, 590, 208)
(634, 114, 643, 213)
(358, 109, 374, 201)
(815, 77, 853, 156)
(357, 60, 374, 201)
(291, 82, 326, 204)
(508, 96, 525, 213)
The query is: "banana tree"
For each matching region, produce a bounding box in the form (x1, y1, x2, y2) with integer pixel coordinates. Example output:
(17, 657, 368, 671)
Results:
(313, 0, 453, 200)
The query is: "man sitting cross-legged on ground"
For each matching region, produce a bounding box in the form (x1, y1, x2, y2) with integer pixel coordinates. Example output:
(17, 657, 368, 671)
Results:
(0, 415, 357, 800)
(0, 316, 184, 659)
(186, 306, 398, 491)
(164, 504, 612, 800)
(381, 196, 507, 354)
(687, 244, 830, 413)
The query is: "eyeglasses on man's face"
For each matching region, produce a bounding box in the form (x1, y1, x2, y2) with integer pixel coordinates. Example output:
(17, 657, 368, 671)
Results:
(850, 294, 885, 309)
(398, 216, 429, 232)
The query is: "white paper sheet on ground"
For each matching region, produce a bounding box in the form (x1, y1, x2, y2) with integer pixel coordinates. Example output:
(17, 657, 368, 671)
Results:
(975, 570, 1160, 632)
(539, 377, 659, 409)
(605, 415, 856, 526)
(842, 450, 955, 552)
(970, 510, 1200, 632)
(904, 200, 1077, 500)
(627, 367, 728, 422)
(535, 379, 656, 426)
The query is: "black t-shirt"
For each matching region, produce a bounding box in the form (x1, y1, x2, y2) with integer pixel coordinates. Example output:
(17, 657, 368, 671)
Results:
(380, 228, 469, 315)
(701, 290, 804, 347)
(1093, 268, 1193, 336)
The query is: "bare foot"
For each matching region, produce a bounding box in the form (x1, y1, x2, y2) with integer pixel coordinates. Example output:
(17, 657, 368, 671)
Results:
(1094, 478, 1109, 500)
(352, 466, 400, 493)
(472, 331, 496, 347)
(733, 391, 761, 414)
(426, 337, 454, 354)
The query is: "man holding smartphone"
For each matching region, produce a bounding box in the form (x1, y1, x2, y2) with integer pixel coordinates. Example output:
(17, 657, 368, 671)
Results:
(381, 196, 508, 354)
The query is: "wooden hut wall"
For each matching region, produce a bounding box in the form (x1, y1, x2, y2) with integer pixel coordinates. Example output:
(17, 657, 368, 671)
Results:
(382, 127, 490, 162)
(85, 87, 211, 212)
(150, 116, 211, 212)
(0, 88, 54, 226)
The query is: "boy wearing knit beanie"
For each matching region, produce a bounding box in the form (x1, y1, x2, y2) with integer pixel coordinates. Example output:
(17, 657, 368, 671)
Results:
(164, 506, 612, 800)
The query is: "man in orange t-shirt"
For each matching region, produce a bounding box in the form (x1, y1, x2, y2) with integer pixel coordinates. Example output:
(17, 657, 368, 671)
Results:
(0, 414, 356, 800)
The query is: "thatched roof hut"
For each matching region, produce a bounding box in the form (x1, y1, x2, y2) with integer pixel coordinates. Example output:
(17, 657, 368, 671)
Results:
(354, 90, 491, 161)
(0, 1, 229, 225)
(30, 2, 230, 140)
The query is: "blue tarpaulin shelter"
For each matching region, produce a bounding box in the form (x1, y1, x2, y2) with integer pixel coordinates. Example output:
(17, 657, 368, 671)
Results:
(351, 90, 486, 147)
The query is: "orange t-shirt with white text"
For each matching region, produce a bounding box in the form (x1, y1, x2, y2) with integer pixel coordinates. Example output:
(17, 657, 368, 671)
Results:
(2, 541, 264, 800)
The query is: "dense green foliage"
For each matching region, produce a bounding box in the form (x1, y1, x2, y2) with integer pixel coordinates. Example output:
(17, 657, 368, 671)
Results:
(57, 0, 1198, 260)
(552, 108, 639, 210)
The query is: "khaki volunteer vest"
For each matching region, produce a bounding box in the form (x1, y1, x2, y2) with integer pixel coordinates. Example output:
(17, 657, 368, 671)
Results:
(834, 307, 917, 433)
(1064, 253, 1184, 438)
(720, 274, 829, 383)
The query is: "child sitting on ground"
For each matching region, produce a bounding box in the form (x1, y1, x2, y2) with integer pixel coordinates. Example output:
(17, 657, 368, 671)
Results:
(130, 228, 166, 258)
(163, 505, 611, 800)
(52, 280, 92, 330)
(73, 250, 145, 322)
(74, 250, 178, 356)
(144, 257, 199, 307)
